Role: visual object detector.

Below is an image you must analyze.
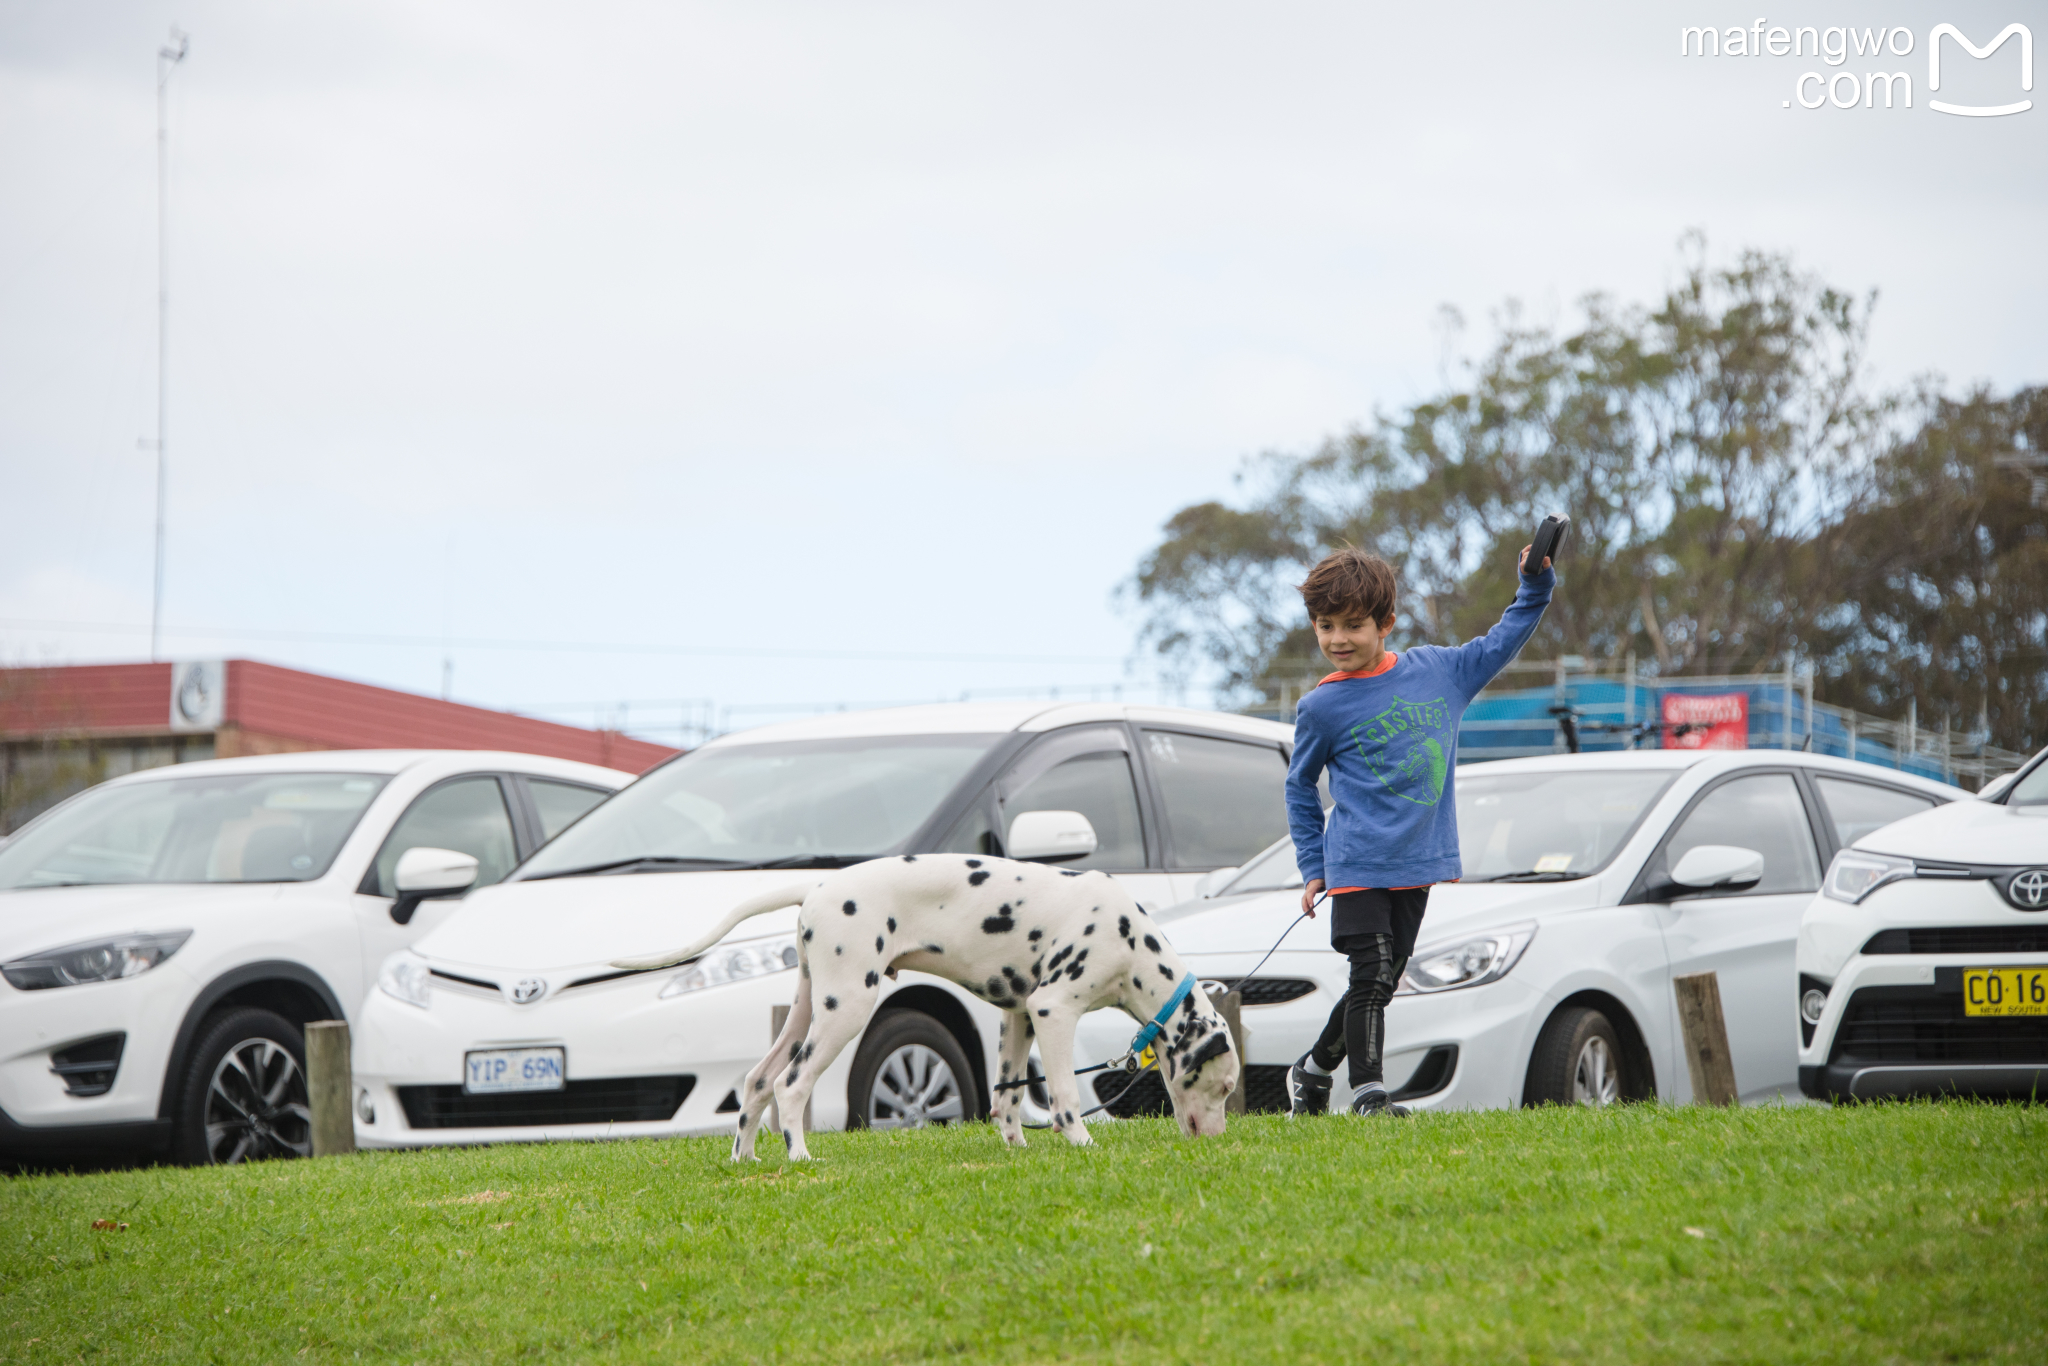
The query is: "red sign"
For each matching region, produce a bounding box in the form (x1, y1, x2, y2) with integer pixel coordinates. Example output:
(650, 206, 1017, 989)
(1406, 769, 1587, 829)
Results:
(1662, 692, 1749, 750)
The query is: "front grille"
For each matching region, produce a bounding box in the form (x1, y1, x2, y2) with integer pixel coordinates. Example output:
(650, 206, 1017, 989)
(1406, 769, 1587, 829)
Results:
(49, 1034, 125, 1098)
(398, 1075, 695, 1129)
(1831, 987, 2048, 1065)
(1863, 927, 2048, 956)
(1203, 978, 1318, 1007)
(1092, 1064, 1290, 1117)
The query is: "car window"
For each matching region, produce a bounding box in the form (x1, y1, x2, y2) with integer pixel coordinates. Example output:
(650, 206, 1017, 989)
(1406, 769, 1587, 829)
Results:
(0, 772, 387, 889)
(1459, 770, 1677, 880)
(1813, 777, 1938, 847)
(1002, 751, 1145, 870)
(368, 777, 518, 898)
(1662, 773, 1821, 896)
(519, 735, 1001, 874)
(2006, 759, 2048, 807)
(527, 779, 610, 843)
(1142, 731, 1288, 869)
(1221, 837, 1303, 893)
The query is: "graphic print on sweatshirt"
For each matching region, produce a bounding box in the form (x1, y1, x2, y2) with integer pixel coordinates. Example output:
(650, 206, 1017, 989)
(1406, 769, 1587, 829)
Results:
(1348, 695, 1451, 806)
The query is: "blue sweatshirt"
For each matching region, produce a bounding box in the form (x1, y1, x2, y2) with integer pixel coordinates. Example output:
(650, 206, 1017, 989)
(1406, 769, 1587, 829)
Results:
(1286, 568, 1554, 890)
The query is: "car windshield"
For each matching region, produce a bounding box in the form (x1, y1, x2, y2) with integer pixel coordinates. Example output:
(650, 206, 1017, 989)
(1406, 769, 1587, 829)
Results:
(1459, 769, 1677, 879)
(516, 734, 1003, 878)
(1219, 837, 1306, 894)
(0, 772, 389, 891)
(2005, 758, 2048, 807)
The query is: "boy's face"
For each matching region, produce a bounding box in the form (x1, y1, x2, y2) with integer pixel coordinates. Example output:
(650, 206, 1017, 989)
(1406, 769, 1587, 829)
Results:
(1313, 608, 1396, 672)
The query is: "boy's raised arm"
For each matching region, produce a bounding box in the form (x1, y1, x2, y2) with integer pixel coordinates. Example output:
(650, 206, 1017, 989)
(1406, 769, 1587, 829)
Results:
(1447, 549, 1555, 699)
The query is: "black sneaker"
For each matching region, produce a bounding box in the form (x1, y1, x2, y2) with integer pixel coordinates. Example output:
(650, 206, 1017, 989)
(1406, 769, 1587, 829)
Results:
(1350, 1089, 1411, 1118)
(1287, 1054, 1332, 1118)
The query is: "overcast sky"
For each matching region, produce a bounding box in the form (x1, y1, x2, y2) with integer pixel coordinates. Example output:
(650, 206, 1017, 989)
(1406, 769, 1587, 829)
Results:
(3, 1, 2042, 746)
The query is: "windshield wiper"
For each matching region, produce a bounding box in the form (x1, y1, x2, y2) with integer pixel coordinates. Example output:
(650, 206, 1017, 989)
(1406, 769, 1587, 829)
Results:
(1476, 870, 1592, 883)
(748, 854, 877, 870)
(524, 856, 758, 881)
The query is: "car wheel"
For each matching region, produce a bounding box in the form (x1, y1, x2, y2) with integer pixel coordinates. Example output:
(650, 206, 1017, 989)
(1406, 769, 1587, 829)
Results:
(846, 1010, 976, 1130)
(172, 1008, 313, 1165)
(1524, 1006, 1626, 1107)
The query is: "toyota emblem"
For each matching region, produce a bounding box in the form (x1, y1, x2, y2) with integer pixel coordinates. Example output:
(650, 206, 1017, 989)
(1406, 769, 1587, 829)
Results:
(2008, 870, 2048, 912)
(510, 978, 547, 1004)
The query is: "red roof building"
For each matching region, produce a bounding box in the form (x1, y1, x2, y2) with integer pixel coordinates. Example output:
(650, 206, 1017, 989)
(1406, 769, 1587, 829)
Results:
(0, 660, 677, 831)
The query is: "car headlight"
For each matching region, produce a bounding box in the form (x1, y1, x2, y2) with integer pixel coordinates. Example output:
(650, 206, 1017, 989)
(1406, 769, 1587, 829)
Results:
(1, 930, 192, 991)
(659, 935, 801, 999)
(378, 952, 433, 1009)
(1396, 923, 1536, 995)
(1823, 851, 1915, 904)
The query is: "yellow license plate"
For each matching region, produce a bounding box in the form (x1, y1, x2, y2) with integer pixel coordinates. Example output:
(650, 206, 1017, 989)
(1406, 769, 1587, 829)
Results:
(1963, 967, 2048, 1016)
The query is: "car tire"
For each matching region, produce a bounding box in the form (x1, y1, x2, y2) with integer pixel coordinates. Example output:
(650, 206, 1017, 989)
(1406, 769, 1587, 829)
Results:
(171, 1007, 313, 1166)
(846, 1010, 978, 1130)
(1524, 1006, 1627, 1108)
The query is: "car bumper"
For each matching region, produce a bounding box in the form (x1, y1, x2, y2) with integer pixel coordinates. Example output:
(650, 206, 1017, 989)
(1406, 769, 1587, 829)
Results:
(352, 965, 840, 1148)
(1797, 879, 2048, 1101)
(1073, 950, 1543, 1112)
(0, 964, 196, 1133)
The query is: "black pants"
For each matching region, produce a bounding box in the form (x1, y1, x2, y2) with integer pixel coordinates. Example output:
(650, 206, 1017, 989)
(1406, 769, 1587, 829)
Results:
(1308, 888, 1429, 1090)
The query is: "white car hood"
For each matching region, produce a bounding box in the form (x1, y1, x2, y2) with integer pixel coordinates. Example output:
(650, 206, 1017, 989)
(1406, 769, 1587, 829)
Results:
(1858, 798, 2048, 864)
(0, 881, 302, 961)
(415, 870, 817, 973)
(1157, 879, 1601, 959)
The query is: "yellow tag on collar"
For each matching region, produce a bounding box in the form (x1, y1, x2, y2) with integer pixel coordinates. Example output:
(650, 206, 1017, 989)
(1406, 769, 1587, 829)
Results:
(1136, 1045, 1156, 1070)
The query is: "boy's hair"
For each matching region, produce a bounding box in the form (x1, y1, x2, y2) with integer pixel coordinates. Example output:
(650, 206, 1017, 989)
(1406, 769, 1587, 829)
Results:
(1299, 548, 1397, 627)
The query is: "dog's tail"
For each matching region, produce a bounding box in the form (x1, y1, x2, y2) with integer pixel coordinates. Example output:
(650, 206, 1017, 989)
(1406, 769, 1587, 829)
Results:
(609, 882, 814, 971)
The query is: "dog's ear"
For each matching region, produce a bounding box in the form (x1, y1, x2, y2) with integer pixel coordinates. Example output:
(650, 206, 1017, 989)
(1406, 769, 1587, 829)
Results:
(1180, 1032, 1231, 1088)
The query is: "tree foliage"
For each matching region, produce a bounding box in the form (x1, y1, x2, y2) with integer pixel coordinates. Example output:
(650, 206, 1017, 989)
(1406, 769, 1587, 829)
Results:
(1127, 242, 2048, 752)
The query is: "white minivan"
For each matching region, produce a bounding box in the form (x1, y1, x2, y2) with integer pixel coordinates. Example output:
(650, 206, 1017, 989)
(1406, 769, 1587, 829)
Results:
(350, 702, 1293, 1147)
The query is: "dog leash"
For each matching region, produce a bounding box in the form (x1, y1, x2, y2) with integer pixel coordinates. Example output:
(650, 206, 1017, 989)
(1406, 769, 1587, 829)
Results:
(1236, 890, 1324, 984)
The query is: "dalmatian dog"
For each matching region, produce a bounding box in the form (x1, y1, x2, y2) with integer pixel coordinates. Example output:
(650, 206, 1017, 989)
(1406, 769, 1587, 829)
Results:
(613, 854, 1240, 1160)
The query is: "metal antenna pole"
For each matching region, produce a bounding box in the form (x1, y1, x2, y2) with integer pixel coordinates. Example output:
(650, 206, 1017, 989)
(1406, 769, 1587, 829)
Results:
(151, 28, 188, 663)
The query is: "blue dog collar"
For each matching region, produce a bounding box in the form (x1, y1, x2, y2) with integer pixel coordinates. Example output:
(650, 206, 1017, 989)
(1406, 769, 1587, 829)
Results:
(1129, 972, 1198, 1057)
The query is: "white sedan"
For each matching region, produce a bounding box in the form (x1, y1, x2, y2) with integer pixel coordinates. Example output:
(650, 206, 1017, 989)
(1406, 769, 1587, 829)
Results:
(1797, 746, 2048, 1101)
(0, 750, 629, 1165)
(1071, 750, 1960, 1115)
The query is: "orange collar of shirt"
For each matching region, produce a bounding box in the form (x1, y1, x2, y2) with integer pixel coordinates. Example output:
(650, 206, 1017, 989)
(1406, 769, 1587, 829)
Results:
(1318, 651, 1398, 685)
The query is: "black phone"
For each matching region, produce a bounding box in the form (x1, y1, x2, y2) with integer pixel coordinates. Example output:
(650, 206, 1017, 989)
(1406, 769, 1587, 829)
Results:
(1525, 514, 1569, 576)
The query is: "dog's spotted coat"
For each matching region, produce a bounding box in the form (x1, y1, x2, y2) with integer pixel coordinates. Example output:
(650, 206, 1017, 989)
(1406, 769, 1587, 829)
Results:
(614, 854, 1239, 1160)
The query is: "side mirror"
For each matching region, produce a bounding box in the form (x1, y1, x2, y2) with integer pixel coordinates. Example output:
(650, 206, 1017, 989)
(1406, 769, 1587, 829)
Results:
(1007, 810, 1098, 863)
(1196, 866, 1240, 899)
(1669, 844, 1764, 895)
(390, 846, 479, 925)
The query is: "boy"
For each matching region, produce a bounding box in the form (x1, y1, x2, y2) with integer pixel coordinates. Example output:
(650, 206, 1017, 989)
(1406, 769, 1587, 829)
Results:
(1283, 542, 1553, 1117)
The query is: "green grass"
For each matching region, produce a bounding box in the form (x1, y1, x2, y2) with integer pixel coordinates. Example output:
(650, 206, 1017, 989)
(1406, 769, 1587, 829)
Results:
(4, 1105, 2045, 1363)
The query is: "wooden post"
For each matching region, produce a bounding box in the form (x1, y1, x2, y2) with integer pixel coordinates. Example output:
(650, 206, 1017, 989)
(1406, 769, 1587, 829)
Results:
(1214, 989, 1247, 1115)
(305, 1020, 355, 1157)
(1672, 973, 1738, 1106)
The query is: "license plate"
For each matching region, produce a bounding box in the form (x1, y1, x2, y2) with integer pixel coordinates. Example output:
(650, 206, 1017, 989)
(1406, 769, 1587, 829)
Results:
(1962, 968, 2048, 1017)
(464, 1047, 565, 1093)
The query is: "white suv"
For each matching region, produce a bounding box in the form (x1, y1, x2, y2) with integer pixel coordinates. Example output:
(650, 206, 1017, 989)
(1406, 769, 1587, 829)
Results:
(1797, 747, 2048, 1101)
(0, 750, 629, 1165)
